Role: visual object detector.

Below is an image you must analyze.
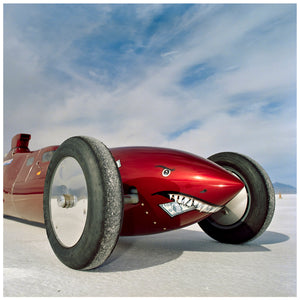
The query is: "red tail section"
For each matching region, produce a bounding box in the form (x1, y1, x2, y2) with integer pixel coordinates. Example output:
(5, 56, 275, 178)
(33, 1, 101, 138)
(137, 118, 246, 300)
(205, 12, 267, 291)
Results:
(11, 133, 31, 153)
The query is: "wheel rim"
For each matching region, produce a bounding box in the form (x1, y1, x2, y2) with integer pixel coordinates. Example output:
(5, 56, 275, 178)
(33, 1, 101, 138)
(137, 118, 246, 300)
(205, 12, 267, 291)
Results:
(209, 167, 250, 228)
(49, 157, 88, 247)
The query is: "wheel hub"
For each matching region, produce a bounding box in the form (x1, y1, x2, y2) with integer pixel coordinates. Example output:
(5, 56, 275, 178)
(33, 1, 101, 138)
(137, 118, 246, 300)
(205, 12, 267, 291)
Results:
(210, 186, 248, 226)
(57, 194, 78, 208)
(50, 157, 88, 247)
(209, 169, 250, 227)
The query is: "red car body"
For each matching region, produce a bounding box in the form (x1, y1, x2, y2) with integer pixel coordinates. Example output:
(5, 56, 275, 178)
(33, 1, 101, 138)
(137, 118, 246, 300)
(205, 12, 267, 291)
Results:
(4, 133, 244, 236)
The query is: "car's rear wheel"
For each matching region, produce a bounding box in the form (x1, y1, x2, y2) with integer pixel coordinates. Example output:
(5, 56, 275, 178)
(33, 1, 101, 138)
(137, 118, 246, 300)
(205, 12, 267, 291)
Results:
(43, 136, 123, 270)
(199, 152, 275, 244)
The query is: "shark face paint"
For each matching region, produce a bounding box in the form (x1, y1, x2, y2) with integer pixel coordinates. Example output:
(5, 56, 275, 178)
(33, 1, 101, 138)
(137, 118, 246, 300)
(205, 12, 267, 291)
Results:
(154, 191, 223, 217)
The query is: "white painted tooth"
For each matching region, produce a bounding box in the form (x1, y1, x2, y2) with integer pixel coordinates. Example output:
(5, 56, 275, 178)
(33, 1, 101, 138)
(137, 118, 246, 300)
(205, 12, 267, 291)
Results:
(198, 203, 204, 211)
(193, 200, 199, 208)
(211, 207, 220, 213)
(187, 199, 193, 207)
(169, 194, 172, 200)
(208, 206, 215, 213)
(209, 206, 215, 213)
(178, 196, 183, 204)
(204, 205, 210, 212)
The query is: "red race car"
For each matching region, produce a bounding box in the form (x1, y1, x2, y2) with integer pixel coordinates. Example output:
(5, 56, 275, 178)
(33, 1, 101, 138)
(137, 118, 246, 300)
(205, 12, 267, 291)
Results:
(4, 133, 275, 270)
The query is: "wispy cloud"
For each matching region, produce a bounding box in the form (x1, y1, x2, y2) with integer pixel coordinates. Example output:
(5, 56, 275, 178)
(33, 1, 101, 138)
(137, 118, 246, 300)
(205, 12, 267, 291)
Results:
(3, 4, 297, 186)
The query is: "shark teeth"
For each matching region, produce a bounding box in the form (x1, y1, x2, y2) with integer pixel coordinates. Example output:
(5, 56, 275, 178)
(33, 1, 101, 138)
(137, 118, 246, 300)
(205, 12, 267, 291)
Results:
(169, 193, 221, 213)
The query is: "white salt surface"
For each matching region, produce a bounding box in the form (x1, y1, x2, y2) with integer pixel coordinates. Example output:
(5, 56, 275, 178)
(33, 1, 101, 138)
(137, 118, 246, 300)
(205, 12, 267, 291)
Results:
(3, 194, 297, 297)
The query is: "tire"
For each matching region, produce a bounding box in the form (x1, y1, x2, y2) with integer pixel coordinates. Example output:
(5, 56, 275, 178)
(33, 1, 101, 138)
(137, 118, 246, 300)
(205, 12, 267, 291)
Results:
(43, 136, 123, 270)
(199, 152, 275, 244)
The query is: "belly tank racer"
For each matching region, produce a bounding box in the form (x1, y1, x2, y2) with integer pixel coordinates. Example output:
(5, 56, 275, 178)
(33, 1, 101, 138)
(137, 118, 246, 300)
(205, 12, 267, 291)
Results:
(4, 133, 275, 270)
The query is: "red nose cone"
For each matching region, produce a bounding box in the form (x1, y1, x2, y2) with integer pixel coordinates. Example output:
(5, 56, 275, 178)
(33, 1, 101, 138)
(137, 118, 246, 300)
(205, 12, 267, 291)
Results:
(202, 168, 245, 206)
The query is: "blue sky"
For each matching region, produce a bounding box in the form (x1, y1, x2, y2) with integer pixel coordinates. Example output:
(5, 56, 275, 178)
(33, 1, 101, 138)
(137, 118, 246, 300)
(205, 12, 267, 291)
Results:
(3, 4, 297, 186)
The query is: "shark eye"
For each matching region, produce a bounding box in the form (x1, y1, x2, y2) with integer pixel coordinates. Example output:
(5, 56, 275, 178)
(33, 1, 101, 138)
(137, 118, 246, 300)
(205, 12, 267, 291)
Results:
(156, 165, 174, 177)
(162, 168, 171, 177)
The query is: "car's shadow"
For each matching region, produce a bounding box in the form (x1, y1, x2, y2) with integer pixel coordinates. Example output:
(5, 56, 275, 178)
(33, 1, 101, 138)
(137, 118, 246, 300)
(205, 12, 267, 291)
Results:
(94, 229, 289, 273)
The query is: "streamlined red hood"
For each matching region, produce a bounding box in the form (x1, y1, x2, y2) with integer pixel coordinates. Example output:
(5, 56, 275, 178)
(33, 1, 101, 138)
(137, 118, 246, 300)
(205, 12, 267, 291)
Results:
(111, 147, 244, 235)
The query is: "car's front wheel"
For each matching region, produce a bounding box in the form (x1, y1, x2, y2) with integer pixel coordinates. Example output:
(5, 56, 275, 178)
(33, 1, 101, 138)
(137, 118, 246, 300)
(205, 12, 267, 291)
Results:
(43, 136, 123, 270)
(199, 152, 275, 244)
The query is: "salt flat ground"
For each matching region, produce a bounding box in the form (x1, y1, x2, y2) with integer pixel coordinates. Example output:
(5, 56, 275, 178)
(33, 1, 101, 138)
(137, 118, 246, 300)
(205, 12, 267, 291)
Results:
(3, 194, 297, 297)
